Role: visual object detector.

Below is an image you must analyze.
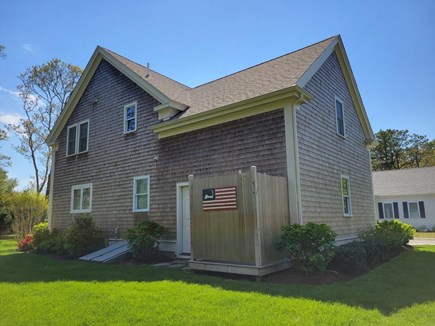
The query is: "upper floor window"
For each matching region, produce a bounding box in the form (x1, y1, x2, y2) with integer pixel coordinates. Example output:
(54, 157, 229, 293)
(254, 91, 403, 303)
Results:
(70, 183, 92, 213)
(341, 175, 352, 216)
(67, 120, 89, 156)
(124, 102, 137, 134)
(133, 176, 150, 212)
(335, 97, 345, 137)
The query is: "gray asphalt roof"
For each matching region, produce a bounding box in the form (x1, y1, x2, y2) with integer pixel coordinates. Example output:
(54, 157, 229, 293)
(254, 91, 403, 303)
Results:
(104, 36, 336, 116)
(372, 167, 435, 196)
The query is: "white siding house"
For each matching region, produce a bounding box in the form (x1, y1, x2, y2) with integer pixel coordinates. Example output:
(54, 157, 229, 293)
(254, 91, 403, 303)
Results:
(373, 167, 435, 230)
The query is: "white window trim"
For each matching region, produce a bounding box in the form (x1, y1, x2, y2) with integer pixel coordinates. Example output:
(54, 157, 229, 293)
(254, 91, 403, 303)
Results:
(78, 119, 90, 154)
(408, 201, 420, 219)
(383, 202, 395, 219)
(341, 174, 352, 217)
(133, 175, 150, 212)
(66, 119, 90, 156)
(124, 101, 137, 134)
(335, 96, 346, 138)
(70, 183, 93, 213)
(66, 124, 78, 157)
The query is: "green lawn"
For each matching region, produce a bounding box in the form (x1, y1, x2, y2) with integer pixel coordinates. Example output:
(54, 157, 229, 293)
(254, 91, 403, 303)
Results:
(1, 238, 435, 325)
(415, 231, 435, 239)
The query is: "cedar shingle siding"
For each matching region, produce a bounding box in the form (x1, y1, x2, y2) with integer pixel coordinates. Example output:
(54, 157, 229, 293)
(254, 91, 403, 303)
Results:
(298, 52, 374, 237)
(51, 50, 374, 241)
(51, 59, 287, 237)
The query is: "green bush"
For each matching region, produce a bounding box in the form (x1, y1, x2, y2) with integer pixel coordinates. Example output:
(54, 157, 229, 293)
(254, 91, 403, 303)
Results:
(63, 215, 102, 258)
(8, 191, 48, 240)
(331, 241, 368, 274)
(32, 222, 64, 254)
(276, 222, 336, 274)
(126, 220, 166, 262)
(361, 220, 415, 249)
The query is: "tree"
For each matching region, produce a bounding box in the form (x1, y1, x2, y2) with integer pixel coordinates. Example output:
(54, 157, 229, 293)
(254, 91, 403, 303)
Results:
(421, 140, 435, 167)
(371, 129, 435, 171)
(8, 59, 82, 193)
(0, 129, 11, 167)
(406, 133, 429, 168)
(0, 44, 5, 58)
(371, 129, 409, 171)
(0, 169, 17, 233)
(9, 190, 48, 240)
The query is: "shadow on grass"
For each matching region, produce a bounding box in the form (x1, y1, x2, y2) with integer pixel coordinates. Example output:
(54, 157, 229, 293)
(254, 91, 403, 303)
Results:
(0, 245, 434, 315)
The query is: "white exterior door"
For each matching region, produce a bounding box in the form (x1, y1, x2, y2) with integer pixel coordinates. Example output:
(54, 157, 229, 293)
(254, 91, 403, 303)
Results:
(181, 185, 191, 254)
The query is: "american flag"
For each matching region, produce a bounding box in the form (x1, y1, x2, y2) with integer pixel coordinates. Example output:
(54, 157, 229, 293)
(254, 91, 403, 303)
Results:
(202, 187, 237, 211)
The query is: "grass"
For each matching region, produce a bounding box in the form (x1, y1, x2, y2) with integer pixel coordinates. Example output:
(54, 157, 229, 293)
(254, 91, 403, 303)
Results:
(1, 237, 435, 325)
(414, 231, 435, 239)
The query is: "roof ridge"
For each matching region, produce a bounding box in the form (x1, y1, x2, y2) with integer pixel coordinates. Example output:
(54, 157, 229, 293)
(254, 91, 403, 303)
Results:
(191, 35, 338, 90)
(102, 47, 192, 90)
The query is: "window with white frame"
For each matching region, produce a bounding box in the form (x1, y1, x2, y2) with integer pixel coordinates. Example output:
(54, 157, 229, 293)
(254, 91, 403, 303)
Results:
(383, 203, 394, 219)
(124, 102, 137, 133)
(409, 202, 420, 218)
(335, 97, 345, 137)
(66, 120, 89, 156)
(341, 175, 352, 216)
(70, 183, 92, 213)
(133, 176, 150, 212)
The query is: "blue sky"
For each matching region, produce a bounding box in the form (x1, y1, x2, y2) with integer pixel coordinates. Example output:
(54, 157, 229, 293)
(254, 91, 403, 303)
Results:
(1, 0, 434, 189)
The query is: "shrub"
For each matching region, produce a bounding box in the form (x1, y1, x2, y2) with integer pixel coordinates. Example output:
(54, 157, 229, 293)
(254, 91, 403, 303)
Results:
(32, 222, 64, 254)
(361, 220, 415, 249)
(126, 220, 166, 262)
(17, 234, 33, 252)
(8, 191, 48, 240)
(416, 225, 427, 232)
(276, 222, 336, 274)
(331, 241, 367, 274)
(63, 215, 102, 258)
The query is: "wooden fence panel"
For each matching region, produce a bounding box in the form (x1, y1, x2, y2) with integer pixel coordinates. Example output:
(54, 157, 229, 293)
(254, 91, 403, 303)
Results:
(191, 173, 255, 263)
(257, 172, 289, 264)
(190, 167, 288, 266)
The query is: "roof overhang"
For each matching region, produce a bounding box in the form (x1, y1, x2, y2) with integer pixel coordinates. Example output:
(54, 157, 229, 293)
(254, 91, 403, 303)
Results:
(150, 86, 311, 139)
(297, 36, 376, 149)
(46, 46, 187, 145)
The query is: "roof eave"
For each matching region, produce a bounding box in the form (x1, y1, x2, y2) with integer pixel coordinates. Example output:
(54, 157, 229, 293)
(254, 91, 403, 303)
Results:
(150, 86, 311, 138)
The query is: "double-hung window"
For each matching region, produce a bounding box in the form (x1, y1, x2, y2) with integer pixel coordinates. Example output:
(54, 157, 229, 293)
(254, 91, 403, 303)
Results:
(335, 97, 345, 137)
(70, 183, 92, 213)
(403, 201, 426, 219)
(124, 102, 137, 133)
(341, 175, 352, 216)
(133, 176, 150, 212)
(67, 120, 89, 156)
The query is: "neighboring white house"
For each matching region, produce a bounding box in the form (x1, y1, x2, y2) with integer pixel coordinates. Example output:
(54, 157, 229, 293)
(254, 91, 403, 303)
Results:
(373, 167, 435, 230)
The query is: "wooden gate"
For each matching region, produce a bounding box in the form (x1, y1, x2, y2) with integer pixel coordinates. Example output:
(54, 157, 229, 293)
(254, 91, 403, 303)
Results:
(188, 166, 291, 276)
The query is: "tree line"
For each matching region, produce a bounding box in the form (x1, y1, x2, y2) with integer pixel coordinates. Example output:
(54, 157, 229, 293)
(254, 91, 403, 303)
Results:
(371, 129, 435, 171)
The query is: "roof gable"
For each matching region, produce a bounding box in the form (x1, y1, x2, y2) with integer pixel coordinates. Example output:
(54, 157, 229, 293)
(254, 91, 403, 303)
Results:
(46, 46, 190, 144)
(47, 35, 374, 145)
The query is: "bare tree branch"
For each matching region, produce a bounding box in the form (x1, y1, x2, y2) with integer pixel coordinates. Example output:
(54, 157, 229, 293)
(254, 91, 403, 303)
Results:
(8, 59, 82, 193)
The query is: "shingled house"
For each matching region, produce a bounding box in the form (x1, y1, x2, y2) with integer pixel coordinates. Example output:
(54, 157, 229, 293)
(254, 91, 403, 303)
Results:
(46, 35, 376, 256)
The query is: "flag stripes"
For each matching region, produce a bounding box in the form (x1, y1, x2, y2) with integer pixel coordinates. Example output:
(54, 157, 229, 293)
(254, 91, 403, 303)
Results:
(203, 187, 237, 211)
